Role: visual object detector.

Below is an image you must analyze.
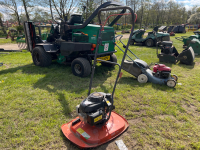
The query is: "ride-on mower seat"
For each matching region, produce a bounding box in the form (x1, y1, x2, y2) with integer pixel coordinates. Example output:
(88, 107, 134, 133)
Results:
(161, 41, 173, 46)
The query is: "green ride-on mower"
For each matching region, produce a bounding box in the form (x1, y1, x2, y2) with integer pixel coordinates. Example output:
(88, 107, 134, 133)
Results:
(23, 2, 126, 77)
(175, 31, 200, 47)
(130, 26, 170, 47)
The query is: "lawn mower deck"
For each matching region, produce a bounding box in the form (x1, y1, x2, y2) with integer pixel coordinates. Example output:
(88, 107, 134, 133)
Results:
(61, 111, 128, 148)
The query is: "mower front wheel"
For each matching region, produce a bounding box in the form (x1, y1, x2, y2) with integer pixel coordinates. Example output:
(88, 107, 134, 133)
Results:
(71, 57, 91, 77)
(137, 74, 148, 83)
(145, 39, 154, 47)
(32, 46, 52, 67)
(167, 79, 176, 88)
(101, 54, 117, 67)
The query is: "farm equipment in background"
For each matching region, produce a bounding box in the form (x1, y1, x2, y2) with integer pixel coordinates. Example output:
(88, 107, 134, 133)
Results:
(156, 40, 195, 65)
(175, 31, 200, 47)
(61, 6, 135, 149)
(131, 26, 170, 47)
(158, 26, 167, 32)
(167, 26, 175, 36)
(23, 2, 129, 77)
(115, 35, 177, 88)
(175, 31, 200, 55)
(167, 25, 186, 36)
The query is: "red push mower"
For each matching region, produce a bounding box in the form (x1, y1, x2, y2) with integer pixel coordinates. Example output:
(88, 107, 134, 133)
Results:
(61, 4, 136, 148)
(114, 35, 178, 87)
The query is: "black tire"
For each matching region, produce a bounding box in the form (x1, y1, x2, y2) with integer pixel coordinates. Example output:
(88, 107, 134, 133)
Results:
(101, 54, 117, 67)
(32, 46, 52, 67)
(71, 57, 91, 77)
(145, 39, 154, 47)
(130, 39, 135, 45)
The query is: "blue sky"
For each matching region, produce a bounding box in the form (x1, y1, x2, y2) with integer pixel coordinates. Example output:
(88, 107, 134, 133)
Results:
(176, 0, 200, 10)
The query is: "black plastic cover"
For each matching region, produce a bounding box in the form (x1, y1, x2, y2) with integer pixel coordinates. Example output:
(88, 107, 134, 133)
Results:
(178, 47, 195, 65)
(60, 42, 92, 56)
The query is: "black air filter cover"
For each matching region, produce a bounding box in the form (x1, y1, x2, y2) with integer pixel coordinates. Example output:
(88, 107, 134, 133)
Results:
(178, 47, 195, 65)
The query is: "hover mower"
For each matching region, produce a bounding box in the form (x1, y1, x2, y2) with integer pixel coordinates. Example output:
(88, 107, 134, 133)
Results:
(61, 5, 135, 148)
(115, 35, 177, 88)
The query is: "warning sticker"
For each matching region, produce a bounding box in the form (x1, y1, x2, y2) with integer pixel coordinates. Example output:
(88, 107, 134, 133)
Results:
(76, 128, 90, 139)
(106, 100, 111, 105)
(104, 43, 109, 51)
(94, 115, 102, 123)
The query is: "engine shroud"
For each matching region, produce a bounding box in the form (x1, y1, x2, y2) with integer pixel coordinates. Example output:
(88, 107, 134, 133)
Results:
(76, 92, 114, 126)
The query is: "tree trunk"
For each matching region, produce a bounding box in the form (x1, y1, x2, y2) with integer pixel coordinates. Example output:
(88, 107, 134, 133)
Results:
(0, 16, 7, 34)
(22, 0, 30, 21)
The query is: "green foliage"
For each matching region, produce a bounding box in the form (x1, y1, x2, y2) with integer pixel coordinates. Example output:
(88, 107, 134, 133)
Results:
(16, 25, 24, 31)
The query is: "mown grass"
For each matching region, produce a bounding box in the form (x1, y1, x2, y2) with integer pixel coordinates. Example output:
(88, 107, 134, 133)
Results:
(0, 38, 17, 45)
(1, 31, 200, 149)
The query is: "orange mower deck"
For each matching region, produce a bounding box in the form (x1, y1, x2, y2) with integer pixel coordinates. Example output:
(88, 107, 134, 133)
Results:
(61, 111, 129, 148)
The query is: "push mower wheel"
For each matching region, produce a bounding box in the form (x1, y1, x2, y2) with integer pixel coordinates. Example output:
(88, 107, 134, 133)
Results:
(167, 79, 176, 88)
(32, 46, 52, 67)
(101, 54, 117, 67)
(172, 74, 178, 81)
(137, 74, 148, 83)
(145, 39, 154, 47)
(130, 39, 135, 45)
(71, 57, 91, 77)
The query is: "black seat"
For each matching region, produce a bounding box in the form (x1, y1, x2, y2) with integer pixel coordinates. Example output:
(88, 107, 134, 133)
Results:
(161, 41, 173, 46)
(67, 14, 83, 25)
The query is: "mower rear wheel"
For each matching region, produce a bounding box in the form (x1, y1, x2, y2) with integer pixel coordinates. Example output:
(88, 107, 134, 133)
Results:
(145, 39, 154, 47)
(32, 46, 52, 67)
(71, 57, 91, 77)
(172, 74, 178, 81)
(137, 74, 148, 83)
(167, 79, 176, 88)
(101, 54, 117, 67)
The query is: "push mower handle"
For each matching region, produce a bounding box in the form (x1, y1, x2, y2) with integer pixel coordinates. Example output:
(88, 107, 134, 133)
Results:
(97, 6, 135, 28)
(96, 6, 136, 123)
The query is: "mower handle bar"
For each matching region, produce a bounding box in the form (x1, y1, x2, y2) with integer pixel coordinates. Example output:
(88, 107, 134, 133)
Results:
(97, 6, 135, 27)
(113, 35, 140, 61)
(88, 6, 135, 123)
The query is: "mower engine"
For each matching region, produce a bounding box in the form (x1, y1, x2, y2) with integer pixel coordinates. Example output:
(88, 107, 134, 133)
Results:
(153, 63, 171, 79)
(76, 92, 114, 126)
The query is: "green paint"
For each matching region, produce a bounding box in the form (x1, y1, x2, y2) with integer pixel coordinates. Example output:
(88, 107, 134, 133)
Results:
(72, 24, 115, 54)
(57, 53, 66, 64)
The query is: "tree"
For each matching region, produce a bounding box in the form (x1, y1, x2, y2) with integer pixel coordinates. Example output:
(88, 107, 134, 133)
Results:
(0, 13, 7, 34)
(188, 12, 200, 24)
(0, 0, 21, 25)
(51, 0, 79, 19)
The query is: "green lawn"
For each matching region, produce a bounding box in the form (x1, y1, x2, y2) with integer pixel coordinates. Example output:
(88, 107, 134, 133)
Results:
(1, 31, 200, 149)
(0, 38, 17, 45)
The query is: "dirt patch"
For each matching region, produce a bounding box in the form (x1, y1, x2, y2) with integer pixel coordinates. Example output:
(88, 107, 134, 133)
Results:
(0, 43, 20, 50)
